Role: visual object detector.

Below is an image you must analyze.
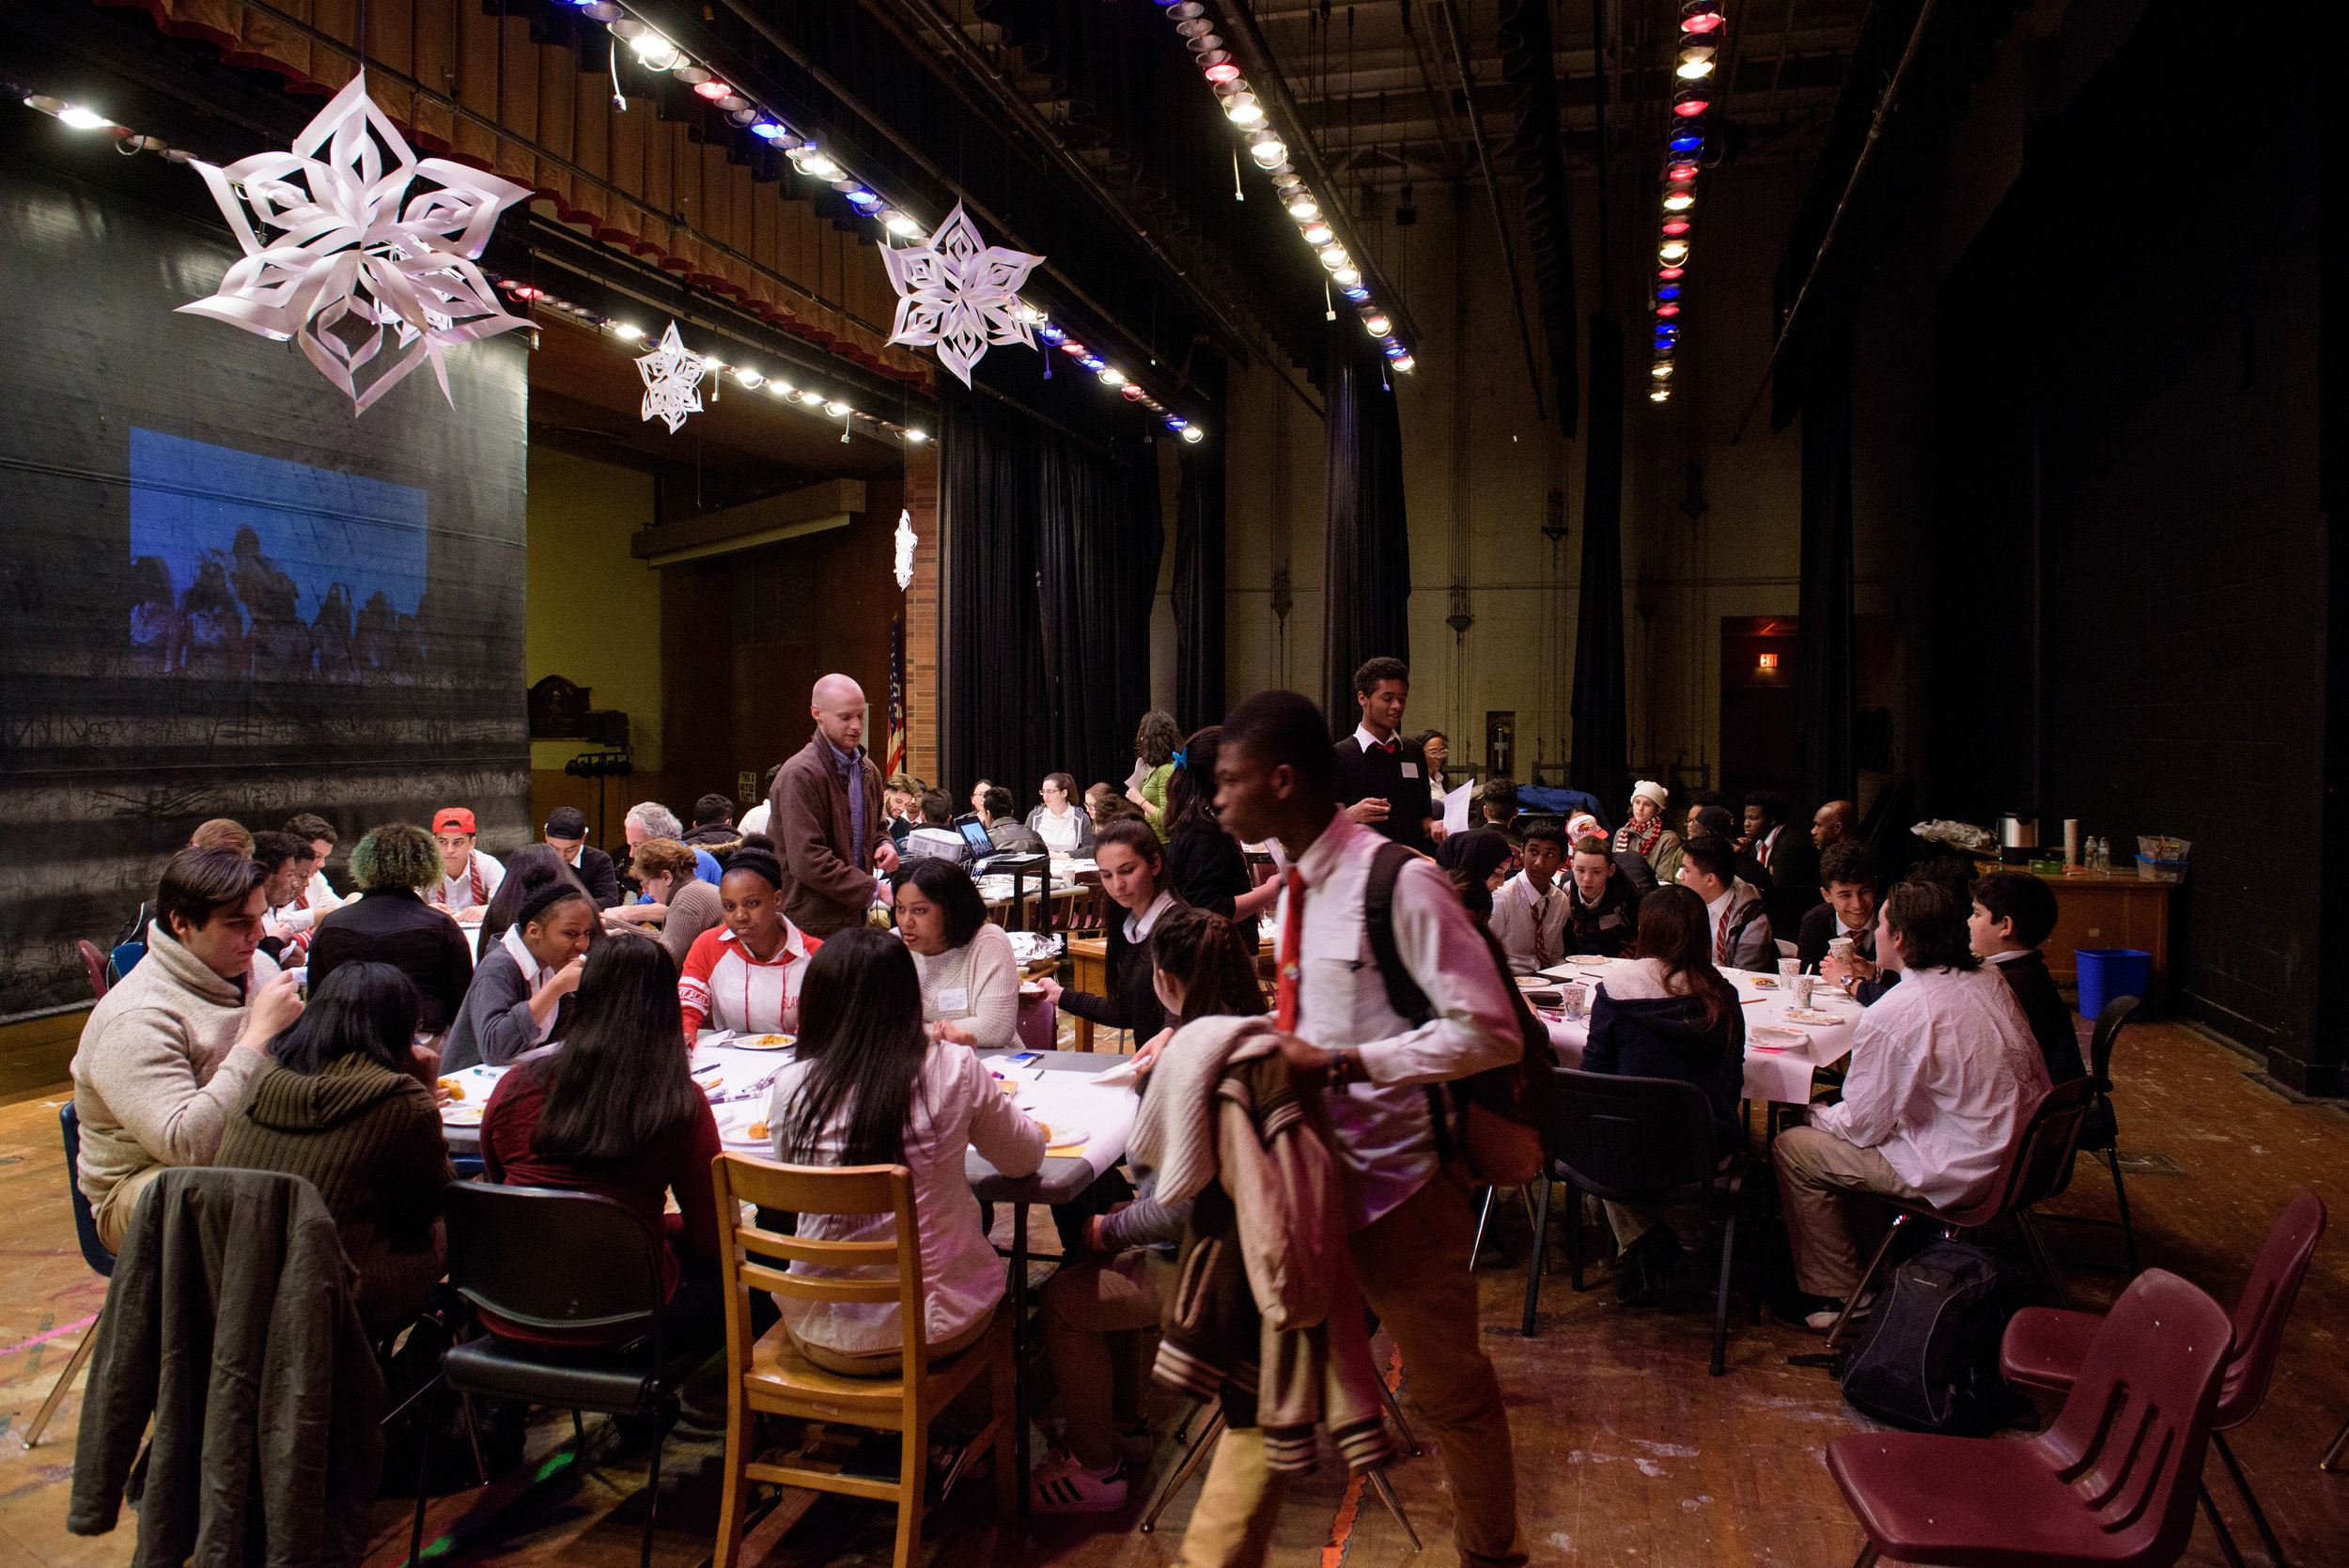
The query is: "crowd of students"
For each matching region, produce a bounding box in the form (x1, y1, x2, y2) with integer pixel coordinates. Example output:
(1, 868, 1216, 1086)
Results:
(68, 660, 2101, 1568)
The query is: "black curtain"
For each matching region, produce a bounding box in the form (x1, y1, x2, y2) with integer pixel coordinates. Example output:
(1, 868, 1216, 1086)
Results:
(1497, 0, 1578, 432)
(1794, 312, 1857, 811)
(941, 381, 1161, 796)
(1321, 334, 1411, 733)
(1570, 314, 1628, 810)
(1172, 349, 1228, 731)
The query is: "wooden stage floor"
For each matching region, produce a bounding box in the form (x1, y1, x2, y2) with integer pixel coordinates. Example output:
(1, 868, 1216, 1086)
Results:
(4, 1016, 2345, 1567)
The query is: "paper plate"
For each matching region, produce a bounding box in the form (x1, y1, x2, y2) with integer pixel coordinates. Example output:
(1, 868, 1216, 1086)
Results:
(1750, 1025, 1809, 1048)
(1567, 955, 1614, 966)
(1784, 1008, 1843, 1026)
(1750, 977, 1781, 989)
(1047, 1126, 1091, 1153)
(1515, 975, 1556, 989)
(442, 1106, 484, 1127)
(720, 1108, 772, 1146)
(734, 1032, 796, 1051)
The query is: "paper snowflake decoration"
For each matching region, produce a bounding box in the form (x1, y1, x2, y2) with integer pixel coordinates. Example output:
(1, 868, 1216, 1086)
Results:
(636, 321, 711, 433)
(179, 71, 532, 414)
(879, 202, 1045, 387)
(894, 508, 916, 591)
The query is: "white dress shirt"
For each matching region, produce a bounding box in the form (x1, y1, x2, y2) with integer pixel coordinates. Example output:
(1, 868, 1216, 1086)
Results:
(497, 925, 562, 1046)
(434, 848, 506, 914)
(267, 869, 343, 938)
(1124, 887, 1178, 944)
(737, 800, 772, 838)
(1277, 814, 1522, 1228)
(1810, 963, 2052, 1217)
(1488, 871, 1568, 974)
(1034, 803, 1084, 854)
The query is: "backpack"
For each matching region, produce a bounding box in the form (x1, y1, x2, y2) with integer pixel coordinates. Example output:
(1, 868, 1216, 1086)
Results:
(1833, 1239, 2028, 1436)
(1361, 843, 1557, 1187)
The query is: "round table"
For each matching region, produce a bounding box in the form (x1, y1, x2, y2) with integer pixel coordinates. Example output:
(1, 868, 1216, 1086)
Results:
(1534, 957, 1860, 1105)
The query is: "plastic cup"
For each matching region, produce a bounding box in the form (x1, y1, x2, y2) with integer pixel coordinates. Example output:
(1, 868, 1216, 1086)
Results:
(1778, 957, 1800, 980)
(1792, 975, 1815, 1008)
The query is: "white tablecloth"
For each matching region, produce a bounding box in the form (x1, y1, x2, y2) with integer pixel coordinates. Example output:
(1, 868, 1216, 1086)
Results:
(1534, 958, 1860, 1106)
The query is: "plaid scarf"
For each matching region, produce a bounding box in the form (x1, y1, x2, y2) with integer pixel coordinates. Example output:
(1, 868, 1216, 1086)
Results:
(429, 852, 489, 909)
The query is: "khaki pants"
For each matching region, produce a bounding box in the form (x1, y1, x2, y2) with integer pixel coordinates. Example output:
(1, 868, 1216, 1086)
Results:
(1041, 1249, 1174, 1470)
(788, 1305, 991, 1377)
(92, 1161, 167, 1254)
(1181, 1172, 1527, 1568)
(1771, 1125, 1930, 1299)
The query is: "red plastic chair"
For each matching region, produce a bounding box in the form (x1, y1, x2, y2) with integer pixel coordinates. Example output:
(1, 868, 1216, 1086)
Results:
(1828, 1267, 2232, 1567)
(77, 939, 111, 1001)
(2001, 1189, 2326, 1568)
(1014, 989, 1057, 1054)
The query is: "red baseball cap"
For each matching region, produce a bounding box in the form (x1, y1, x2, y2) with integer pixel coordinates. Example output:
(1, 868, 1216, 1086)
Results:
(432, 807, 477, 835)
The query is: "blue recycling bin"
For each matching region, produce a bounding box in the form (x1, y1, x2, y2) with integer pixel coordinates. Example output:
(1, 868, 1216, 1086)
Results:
(2075, 947, 2151, 1020)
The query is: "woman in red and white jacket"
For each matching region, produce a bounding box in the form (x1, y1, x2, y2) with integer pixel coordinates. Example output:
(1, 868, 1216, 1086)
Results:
(677, 850, 821, 1038)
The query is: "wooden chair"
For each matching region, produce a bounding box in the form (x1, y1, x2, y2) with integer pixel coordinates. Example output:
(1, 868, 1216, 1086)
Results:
(710, 1153, 1018, 1568)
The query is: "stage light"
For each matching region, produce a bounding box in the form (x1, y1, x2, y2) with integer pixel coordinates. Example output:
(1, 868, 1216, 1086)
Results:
(906, 429, 928, 442)
(1657, 303, 1680, 317)
(794, 150, 842, 180)
(1342, 285, 1371, 301)
(1663, 191, 1694, 211)
(1363, 313, 1392, 335)
(825, 400, 849, 416)
(627, 32, 681, 70)
(1392, 354, 1416, 373)
(1165, 416, 1189, 430)
(1669, 124, 1705, 153)
(1249, 133, 1286, 169)
(56, 105, 113, 130)
(693, 80, 730, 101)
(735, 368, 763, 387)
(1676, 56, 1715, 80)
(1652, 363, 1673, 379)
(1303, 221, 1334, 244)
(847, 189, 881, 209)
(1122, 384, 1145, 400)
(610, 322, 644, 339)
(1319, 244, 1349, 270)
(1669, 162, 1699, 181)
(884, 211, 922, 236)
(1659, 240, 1689, 262)
(1333, 266, 1361, 286)
(1651, 388, 1671, 402)
(1061, 341, 1087, 356)
(1681, 2, 1725, 32)
(1181, 426, 1204, 443)
(752, 120, 786, 140)
(1039, 325, 1066, 344)
(1662, 218, 1691, 236)
(1205, 61, 1241, 84)
(1658, 266, 1686, 280)
(701, 354, 725, 370)
(1383, 343, 1407, 359)
(1100, 367, 1128, 386)
(799, 390, 826, 405)
(1657, 286, 1682, 301)
(1673, 85, 1711, 117)
(1288, 195, 1319, 220)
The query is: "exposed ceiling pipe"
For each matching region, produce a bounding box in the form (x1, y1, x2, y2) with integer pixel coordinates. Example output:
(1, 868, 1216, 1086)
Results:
(1730, 0, 1942, 443)
(1401, 0, 1474, 179)
(1436, 0, 1548, 423)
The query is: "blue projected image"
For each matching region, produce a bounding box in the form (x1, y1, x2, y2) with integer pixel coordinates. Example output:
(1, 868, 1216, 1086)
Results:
(127, 427, 430, 681)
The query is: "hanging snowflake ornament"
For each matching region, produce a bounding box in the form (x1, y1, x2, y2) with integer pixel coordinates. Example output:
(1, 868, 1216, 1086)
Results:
(879, 202, 1045, 387)
(636, 321, 711, 433)
(178, 71, 532, 414)
(894, 508, 917, 591)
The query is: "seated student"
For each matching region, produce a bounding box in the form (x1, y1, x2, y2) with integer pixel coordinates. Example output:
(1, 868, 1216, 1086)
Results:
(1970, 870, 2086, 1083)
(893, 858, 1019, 1051)
(475, 843, 595, 945)
(1774, 880, 2051, 1329)
(902, 789, 972, 864)
(681, 794, 741, 852)
(969, 778, 997, 818)
(982, 785, 1048, 854)
(1084, 782, 1142, 831)
(1675, 835, 1774, 970)
(1438, 827, 1517, 922)
(217, 962, 453, 1334)
(884, 773, 926, 846)
(427, 808, 506, 923)
(1031, 908, 1265, 1513)
(275, 814, 347, 937)
(767, 929, 1046, 1374)
(1028, 772, 1096, 857)
(1490, 823, 1571, 974)
(1034, 820, 1182, 1046)
(442, 883, 595, 1071)
(1584, 886, 1746, 1304)
(1563, 834, 1641, 958)
(308, 824, 475, 1037)
(543, 806, 621, 908)
(190, 817, 255, 858)
(1691, 804, 1772, 894)
(481, 938, 761, 1348)
(1746, 789, 1821, 939)
(1159, 728, 1277, 952)
(1478, 776, 1521, 837)
(677, 849, 819, 1038)
(625, 801, 723, 887)
(604, 837, 725, 962)
(1799, 841, 1882, 972)
(251, 831, 309, 961)
(1614, 779, 1685, 888)
(71, 848, 304, 1251)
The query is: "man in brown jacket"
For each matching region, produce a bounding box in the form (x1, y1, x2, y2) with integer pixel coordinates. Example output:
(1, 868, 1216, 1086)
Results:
(767, 673, 897, 936)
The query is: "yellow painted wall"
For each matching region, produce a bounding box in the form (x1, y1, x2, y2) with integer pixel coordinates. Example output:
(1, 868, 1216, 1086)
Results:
(525, 447, 662, 771)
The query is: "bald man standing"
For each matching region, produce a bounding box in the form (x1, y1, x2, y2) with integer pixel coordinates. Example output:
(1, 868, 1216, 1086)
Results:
(768, 674, 898, 937)
(1812, 800, 1859, 852)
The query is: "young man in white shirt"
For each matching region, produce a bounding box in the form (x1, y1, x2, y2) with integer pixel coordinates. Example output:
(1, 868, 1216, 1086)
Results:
(1674, 835, 1773, 970)
(1773, 880, 2051, 1329)
(1488, 822, 1569, 974)
(428, 806, 506, 923)
(1206, 689, 1528, 1568)
(272, 813, 345, 939)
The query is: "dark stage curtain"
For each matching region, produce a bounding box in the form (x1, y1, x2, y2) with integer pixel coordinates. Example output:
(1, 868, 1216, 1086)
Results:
(941, 381, 1161, 797)
(1570, 314, 1628, 811)
(1321, 334, 1412, 733)
(1172, 351, 1228, 732)
(1795, 313, 1858, 810)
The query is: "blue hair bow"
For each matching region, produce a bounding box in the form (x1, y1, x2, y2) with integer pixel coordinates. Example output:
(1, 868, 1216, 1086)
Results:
(1171, 747, 1189, 770)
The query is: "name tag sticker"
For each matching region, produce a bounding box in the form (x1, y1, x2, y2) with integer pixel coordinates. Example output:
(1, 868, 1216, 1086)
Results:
(1400, 762, 1420, 778)
(937, 986, 970, 1013)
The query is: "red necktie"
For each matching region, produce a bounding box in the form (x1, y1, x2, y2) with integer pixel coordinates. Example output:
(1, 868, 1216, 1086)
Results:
(1372, 738, 1396, 753)
(1276, 866, 1306, 1032)
(1715, 910, 1731, 964)
(1533, 888, 1553, 968)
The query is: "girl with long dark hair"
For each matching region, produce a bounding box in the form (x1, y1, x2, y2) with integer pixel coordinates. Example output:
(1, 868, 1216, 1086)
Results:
(1582, 885, 1746, 1304)
(476, 842, 593, 944)
(1031, 908, 1268, 1513)
(1159, 726, 1278, 954)
(1125, 709, 1184, 835)
(765, 929, 1044, 1375)
(891, 857, 1019, 1051)
(219, 961, 453, 1333)
(479, 937, 746, 1343)
(1034, 819, 1184, 1048)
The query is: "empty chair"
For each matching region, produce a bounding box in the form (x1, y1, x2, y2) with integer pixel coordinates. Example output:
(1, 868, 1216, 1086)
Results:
(1824, 1076, 2095, 1349)
(1524, 1066, 1752, 1374)
(1828, 1267, 2232, 1567)
(77, 939, 112, 1001)
(22, 1105, 112, 1448)
(2001, 1189, 2326, 1568)
(708, 1153, 1018, 1568)
(413, 1182, 707, 1568)
(2037, 995, 2143, 1271)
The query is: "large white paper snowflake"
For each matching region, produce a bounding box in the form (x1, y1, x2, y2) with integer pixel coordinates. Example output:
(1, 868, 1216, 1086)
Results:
(880, 202, 1045, 387)
(178, 71, 531, 414)
(894, 508, 916, 591)
(635, 321, 711, 433)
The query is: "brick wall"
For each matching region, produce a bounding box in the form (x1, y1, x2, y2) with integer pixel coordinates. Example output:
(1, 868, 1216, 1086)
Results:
(903, 442, 941, 787)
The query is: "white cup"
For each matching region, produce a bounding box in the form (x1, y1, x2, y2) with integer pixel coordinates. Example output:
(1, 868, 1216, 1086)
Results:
(1778, 957, 1801, 980)
(1828, 936, 1857, 963)
(1792, 975, 1815, 1008)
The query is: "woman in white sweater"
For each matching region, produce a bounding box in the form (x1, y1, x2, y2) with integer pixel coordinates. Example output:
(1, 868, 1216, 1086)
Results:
(891, 858, 1021, 1051)
(767, 929, 1044, 1373)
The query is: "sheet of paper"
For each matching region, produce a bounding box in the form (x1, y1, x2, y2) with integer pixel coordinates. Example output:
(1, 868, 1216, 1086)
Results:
(1443, 779, 1473, 834)
(1127, 758, 1150, 792)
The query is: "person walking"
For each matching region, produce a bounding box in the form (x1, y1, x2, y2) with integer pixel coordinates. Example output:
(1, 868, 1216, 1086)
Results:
(766, 673, 898, 938)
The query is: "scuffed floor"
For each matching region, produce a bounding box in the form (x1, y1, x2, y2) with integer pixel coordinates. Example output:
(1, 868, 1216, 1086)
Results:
(5, 1016, 2345, 1566)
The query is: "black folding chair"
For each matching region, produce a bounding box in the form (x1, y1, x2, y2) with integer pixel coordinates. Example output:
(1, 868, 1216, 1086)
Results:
(21, 1104, 112, 1447)
(2033, 996, 2141, 1272)
(1523, 1067, 1753, 1374)
(412, 1182, 709, 1568)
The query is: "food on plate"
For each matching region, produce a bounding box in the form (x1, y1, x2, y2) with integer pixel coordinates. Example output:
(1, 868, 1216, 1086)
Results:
(438, 1078, 464, 1100)
(1750, 977, 1780, 989)
(1784, 1008, 1842, 1025)
(1568, 955, 1613, 965)
(754, 1033, 791, 1048)
(748, 1118, 769, 1141)
(1750, 1025, 1808, 1048)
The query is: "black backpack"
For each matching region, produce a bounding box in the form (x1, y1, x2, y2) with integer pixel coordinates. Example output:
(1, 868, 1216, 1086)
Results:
(1834, 1239, 2028, 1436)
(1361, 843, 1557, 1185)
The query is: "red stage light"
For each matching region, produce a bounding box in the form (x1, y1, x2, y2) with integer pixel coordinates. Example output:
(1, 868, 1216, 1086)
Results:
(1658, 266, 1686, 280)
(1204, 62, 1241, 83)
(1661, 218, 1691, 235)
(693, 81, 731, 101)
(1657, 303, 1680, 317)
